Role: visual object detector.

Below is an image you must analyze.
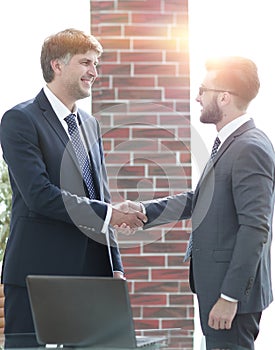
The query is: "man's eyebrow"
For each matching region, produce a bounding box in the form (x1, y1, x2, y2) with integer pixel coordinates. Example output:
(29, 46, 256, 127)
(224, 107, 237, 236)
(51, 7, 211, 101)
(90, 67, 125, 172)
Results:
(81, 58, 99, 65)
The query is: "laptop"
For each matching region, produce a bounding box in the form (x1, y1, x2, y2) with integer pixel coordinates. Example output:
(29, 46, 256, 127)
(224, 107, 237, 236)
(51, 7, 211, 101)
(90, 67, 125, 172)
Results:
(26, 275, 167, 348)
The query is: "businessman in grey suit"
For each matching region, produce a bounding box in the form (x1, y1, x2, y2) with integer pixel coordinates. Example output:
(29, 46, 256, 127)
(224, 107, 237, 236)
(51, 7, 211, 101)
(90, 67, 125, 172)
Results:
(0, 28, 146, 347)
(127, 56, 275, 350)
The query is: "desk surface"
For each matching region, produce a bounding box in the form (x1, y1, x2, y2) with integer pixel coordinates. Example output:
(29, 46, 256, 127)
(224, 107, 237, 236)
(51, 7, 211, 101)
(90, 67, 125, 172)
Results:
(0, 329, 182, 350)
(0, 332, 252, 350)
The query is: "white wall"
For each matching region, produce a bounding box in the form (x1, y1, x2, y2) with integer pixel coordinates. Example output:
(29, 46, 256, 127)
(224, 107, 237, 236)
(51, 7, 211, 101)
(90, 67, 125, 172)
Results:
(189, 1, 275, 349)
(0, 0, 91, 119)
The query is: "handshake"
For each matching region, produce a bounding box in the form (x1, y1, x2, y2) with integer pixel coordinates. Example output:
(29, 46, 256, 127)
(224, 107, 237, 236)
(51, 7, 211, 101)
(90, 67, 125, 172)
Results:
(110, 200, 147, 235)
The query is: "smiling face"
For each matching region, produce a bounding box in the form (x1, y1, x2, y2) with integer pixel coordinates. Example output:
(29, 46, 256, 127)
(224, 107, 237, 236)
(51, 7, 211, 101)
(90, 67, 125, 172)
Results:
(59, 50, 99, 106)
(47, 49, 99, 111)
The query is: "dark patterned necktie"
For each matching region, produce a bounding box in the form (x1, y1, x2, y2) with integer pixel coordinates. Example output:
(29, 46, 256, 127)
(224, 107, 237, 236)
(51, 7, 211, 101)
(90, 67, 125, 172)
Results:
(184, 136, 221, 261)
(65, 114, 97, 199)
(210, 136, 221, 160)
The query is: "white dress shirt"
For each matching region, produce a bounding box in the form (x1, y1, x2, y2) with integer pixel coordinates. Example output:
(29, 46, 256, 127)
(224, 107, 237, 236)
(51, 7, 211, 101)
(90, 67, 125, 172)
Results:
(217, 113, 251, 147)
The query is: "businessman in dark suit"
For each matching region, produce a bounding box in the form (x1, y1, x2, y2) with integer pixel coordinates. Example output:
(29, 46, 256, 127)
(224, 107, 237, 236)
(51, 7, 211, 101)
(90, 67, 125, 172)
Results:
(127, 56, 275, 350)
(0, 28, 146, 347)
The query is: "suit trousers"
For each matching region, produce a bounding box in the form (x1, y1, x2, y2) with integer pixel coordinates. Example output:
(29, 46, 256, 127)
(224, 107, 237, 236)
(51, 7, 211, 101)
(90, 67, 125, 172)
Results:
(4, 284, 40, 348)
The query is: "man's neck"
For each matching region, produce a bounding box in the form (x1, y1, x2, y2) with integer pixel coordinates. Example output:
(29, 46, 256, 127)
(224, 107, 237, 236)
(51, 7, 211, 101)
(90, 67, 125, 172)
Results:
(216, 111, 247, 132)
(46, 83, 75, 112)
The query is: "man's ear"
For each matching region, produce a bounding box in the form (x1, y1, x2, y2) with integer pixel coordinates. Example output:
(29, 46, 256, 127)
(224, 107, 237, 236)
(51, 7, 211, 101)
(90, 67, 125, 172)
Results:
(218, 91, 231, 106)
(50, 59, 62, 75)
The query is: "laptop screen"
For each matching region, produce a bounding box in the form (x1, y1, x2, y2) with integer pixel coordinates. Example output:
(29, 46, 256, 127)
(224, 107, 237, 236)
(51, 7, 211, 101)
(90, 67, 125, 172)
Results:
(26, 275, 166, 348)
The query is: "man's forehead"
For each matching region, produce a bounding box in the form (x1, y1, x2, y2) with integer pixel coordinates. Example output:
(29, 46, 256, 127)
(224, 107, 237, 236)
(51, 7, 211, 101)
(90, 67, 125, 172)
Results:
(202, 71, 217, 85)
(74, 50, 99, 61)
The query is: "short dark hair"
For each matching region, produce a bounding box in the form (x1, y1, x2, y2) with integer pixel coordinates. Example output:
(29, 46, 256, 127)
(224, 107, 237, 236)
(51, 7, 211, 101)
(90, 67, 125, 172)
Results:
(205, 56, 260, 104)
(40, 28, 103, 83)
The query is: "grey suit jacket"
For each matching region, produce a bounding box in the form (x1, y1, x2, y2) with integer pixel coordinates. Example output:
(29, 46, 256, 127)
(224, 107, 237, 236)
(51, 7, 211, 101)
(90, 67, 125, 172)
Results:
(143, 120, 275, 317)
(0, 89, 123, 286)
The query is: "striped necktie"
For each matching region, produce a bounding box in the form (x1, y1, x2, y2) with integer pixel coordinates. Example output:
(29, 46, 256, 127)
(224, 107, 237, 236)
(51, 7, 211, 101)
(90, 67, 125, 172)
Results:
(210, 137, 221, 160)
(65, 114, 97, 199)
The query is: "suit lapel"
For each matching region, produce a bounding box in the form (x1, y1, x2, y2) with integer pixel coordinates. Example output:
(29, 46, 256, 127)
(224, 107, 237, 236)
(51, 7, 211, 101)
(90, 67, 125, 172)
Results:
(78, 112, 101, 173)
(35, 90, 84, 176)
(192, 119, 256, 208)
(35, 90, 68, 144)
(213, 119, 256, 166)
(78, 112, 104, 200)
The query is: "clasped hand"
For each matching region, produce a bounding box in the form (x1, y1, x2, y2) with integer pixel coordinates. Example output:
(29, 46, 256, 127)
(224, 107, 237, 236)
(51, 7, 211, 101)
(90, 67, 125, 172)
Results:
(110, 200, 146, 235)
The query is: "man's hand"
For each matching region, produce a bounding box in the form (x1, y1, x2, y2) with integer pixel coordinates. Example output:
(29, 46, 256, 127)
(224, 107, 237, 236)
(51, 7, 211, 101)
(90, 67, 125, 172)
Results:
(110, 204, 147, 235)
(114, 200, 143, 213)
(113, 271, 126, 280)
(208, 297, 238, 330)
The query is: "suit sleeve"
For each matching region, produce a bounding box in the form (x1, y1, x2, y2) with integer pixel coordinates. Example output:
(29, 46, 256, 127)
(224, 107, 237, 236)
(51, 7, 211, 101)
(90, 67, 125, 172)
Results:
(220, 140, 275, 301)
(0, 108, 108, 235)
(143, 191, 193, 229)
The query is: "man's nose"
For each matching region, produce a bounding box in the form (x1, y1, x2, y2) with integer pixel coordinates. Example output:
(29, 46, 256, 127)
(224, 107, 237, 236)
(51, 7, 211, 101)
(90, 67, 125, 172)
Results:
(89, 65, 98, 78)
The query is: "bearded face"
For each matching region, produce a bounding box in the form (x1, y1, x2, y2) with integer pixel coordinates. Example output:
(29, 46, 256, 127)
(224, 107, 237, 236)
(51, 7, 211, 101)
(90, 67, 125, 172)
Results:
(200, 95, 223, 125)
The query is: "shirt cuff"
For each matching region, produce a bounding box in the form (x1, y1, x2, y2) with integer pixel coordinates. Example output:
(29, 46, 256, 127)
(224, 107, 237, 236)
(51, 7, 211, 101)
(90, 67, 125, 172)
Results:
(140, 202, 146, 214)
(221, 293, 238, 302)
(101, 204, 112, 234)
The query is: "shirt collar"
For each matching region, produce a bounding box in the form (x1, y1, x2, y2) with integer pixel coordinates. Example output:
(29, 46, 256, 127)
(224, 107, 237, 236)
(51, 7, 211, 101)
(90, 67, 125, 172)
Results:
(218, 114, 251, 145)
(43, 85, 78, 123)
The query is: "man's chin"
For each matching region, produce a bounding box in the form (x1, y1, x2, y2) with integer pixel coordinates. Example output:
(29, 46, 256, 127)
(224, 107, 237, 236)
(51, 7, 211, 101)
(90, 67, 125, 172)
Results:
(200, 117, 211, 124)
(78, 90, 91, 100)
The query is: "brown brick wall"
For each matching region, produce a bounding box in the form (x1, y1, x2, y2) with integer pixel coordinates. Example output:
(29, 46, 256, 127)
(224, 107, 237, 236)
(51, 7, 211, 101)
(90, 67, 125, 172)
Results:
(90, 0, 193, 348)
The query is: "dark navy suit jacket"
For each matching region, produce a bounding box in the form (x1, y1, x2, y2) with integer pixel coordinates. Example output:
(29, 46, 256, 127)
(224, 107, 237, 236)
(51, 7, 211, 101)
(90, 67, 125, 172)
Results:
(0, 89, 123, 287)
